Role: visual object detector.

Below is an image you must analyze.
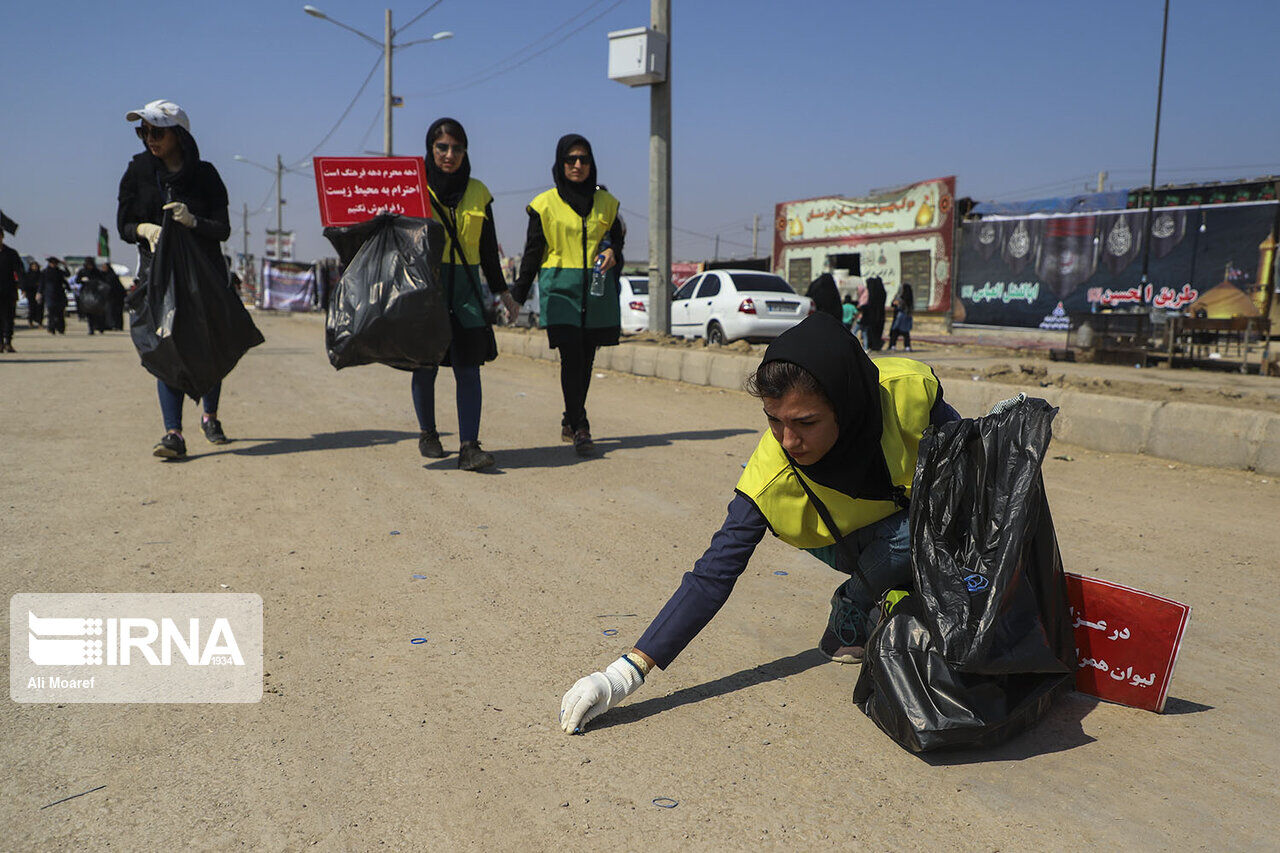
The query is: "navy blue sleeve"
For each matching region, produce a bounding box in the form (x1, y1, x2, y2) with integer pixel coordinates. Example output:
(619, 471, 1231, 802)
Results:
(930, 397, 961, 426)
(634, 494, 768, 669)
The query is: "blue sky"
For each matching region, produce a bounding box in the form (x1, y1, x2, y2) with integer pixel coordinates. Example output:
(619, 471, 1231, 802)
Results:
(2, 0, 1278, 270)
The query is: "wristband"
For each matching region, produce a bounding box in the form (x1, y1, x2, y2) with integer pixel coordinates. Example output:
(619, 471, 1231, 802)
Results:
(624, 651, 653, 677)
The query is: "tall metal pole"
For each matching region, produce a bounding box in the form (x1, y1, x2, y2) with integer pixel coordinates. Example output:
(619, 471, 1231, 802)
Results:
(1138, 0, 1170, 304)
(647, 0, 672, 334)
(276, 154, 284, 260)
(242, 202, 249, 273)
(384, 8, 394, 156)
(752, 214, 759, 257)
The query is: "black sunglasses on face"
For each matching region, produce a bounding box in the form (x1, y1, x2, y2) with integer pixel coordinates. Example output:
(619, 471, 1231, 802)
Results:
(135, 125, 169, 141)
(564, 154, 591, 165)
(433, 142, 465, 155)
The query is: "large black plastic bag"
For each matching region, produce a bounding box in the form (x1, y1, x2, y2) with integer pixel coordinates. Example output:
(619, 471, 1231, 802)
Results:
(129, 219, 264, 400)
(322, 214, 449, 370)
(852, 397, 1075, 753)
(78, 280, 109, 316)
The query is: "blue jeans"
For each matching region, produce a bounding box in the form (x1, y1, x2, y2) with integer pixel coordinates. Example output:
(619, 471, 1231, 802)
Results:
(158, 380, 220, 432)
(411, 363, 482, 443)
(826, 509, 912, 646)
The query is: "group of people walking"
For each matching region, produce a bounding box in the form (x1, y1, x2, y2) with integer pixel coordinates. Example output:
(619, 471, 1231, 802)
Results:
(811, 273, 915, 353)
(115, 102, 625, 468)
(0, 240, 126, 351)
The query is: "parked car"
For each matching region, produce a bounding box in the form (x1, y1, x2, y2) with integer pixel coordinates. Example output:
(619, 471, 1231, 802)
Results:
(670, 269, 812, 344)
(619, 274, 649, 333)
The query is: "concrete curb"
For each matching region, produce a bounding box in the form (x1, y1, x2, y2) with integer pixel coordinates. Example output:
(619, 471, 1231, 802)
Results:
(496, 329, 1280, 476)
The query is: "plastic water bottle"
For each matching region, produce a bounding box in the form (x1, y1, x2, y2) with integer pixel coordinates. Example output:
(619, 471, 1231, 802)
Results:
(589, 253, 606, 297)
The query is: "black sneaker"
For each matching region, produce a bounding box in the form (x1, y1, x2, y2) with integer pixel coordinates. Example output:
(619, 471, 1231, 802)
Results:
(572, 428, 595, 456)
(201, 417, 229, 444)
(418, 429, 445, 458)
(153, 432, 187, 459)
(458, 441, 495, 471)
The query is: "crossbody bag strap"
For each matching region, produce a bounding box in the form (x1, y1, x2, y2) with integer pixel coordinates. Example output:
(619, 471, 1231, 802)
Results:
(788, 462, 877, 601)
(429, 187, 489, 319)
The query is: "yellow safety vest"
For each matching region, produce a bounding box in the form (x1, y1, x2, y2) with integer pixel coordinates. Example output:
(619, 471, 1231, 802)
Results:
(429, 179, 493, 328)
(528, 188, 621, 328)
(735, 358, 940, 549)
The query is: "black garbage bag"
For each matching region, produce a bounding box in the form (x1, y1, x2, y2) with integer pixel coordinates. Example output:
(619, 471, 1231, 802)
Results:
(322, 213, 450, 370)
(78, 280, 109, 316)
(852, 397, 1075, 753)
(129, 217, 265, 400)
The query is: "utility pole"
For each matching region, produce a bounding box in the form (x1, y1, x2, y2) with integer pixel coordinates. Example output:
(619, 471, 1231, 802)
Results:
(647, 0, 672, 335)
(752, 214, 759, 257)
(242, 203, 249, 274)
(1139, 0, 1171, 305)
(384, 8, 394, 155)
(275, 154, 285, 260)
(1096, 171, 1108, 193)
(713, 234, 719, 261)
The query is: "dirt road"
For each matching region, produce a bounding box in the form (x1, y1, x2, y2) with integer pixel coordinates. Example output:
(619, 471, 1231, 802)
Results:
(2, 315, 1276, 850)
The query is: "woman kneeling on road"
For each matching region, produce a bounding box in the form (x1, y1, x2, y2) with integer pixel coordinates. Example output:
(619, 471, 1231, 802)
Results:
(559, 312, 960, 733)
(116, 99, 233, 459)
(413, 117, 520, 471)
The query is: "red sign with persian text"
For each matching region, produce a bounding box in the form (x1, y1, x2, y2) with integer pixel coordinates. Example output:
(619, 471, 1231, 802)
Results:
(1065, 573, 1191, 713)
(313, 156, 429, 227)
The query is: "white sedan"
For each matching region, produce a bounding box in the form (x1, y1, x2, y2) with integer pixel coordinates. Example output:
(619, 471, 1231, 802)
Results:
(619, 274, 649, 334)
(670, 269, 812, 344)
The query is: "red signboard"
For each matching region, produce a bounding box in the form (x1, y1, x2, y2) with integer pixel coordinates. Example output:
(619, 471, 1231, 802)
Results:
(313, 156, 430, 227)
(1065, 572, 1191, 713)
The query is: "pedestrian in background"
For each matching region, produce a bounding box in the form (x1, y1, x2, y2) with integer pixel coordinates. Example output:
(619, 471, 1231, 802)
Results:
(116, 99, 233, 459)
(40, 258, 70, 334)
(75, 258, 108, 335)
(0, 231, 21, 352)
(23, 260, 43, 328)
(806, 271, 842, 323)
(858, 275, 887, 351)
(511, 134, 625, 456)
(841, 293, 858, 330)
(888, 281, 914, 352)
(101, 260, 126, 331)
(414, 117, 520, 471)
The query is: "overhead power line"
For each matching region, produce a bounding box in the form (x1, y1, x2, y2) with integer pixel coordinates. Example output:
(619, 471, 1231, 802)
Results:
(290, 55, 384, 167)
(404, 0, 624, 98)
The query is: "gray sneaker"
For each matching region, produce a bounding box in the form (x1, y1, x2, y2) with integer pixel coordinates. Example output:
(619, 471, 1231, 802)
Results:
(819, 588, 866, 664)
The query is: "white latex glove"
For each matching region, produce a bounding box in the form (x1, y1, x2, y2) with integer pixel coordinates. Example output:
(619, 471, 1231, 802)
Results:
(135, 223, 162, 251)
(989, 392, 1026, 416)
(559, 656, 645, 734)
(163, 201, 197, 228)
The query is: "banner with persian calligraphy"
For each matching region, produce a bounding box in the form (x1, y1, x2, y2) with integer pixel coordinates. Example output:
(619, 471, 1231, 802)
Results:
(1065, 572, 1190, 713)
(956, 200, 1279, 328)
(313, 156, 430, 227)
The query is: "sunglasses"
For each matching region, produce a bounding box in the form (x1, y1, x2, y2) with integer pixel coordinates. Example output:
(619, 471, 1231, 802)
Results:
(135, 125, 169, 141)
(433, 142, 465, 155)
(564, 154, 592, 165)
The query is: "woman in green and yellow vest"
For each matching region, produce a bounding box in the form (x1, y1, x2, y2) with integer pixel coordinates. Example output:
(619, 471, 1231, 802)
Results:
(511, 134, 625, 456)
(558, 313, 962, 733)
(414, 117, 521, 472)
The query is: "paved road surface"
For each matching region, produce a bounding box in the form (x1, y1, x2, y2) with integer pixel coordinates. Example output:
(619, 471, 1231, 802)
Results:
(2, 316, 1276, 849)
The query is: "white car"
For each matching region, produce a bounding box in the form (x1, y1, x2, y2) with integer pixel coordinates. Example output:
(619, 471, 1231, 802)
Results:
(619, 275, 649, 333)
(670, 269, 812, 344)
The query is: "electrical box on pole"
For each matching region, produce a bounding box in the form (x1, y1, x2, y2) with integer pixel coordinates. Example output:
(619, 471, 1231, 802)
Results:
(607, 27, 668, 86)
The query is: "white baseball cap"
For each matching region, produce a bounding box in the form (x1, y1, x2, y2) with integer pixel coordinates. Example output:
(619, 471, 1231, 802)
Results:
(125, 99, 190, 131)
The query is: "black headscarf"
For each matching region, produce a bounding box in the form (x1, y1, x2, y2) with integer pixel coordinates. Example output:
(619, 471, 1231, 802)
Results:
(806, 273, 842, 321)
(424, 117, 471, 208)
(553, 133, 597, 217)
(760, 312, 895, 501)
(154, 126, 202, 195)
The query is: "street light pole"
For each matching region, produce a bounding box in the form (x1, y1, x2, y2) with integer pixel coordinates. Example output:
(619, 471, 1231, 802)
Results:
(384, 8, 394, 155)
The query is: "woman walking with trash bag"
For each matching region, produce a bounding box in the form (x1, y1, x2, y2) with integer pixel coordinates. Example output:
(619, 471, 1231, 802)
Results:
(558, 313, 963, 734)
(117, 99, 236, 459)
(511, 134, 625, 456)
(413, 117, 521, 471)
